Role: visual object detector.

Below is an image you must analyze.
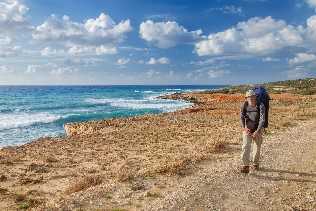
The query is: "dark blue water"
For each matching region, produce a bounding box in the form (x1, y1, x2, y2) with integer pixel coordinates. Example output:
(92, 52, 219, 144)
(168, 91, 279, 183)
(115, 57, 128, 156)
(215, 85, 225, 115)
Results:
(0, 85, 224, 147)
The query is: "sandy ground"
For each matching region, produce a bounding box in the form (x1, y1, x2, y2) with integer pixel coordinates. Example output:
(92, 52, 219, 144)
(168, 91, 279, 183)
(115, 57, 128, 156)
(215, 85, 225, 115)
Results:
(0, 91, 315, 210)
(144, 119, 316, 211)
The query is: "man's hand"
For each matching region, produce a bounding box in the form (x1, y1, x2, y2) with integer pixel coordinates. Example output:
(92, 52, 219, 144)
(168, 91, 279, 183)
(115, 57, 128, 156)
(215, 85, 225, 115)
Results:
(252, 130, 260, 139)
(243, 127, 251, 135)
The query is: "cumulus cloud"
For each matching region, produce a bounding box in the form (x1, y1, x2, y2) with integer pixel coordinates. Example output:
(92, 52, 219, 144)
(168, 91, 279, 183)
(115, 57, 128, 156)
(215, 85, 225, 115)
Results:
(33, 13, 132, 56)
(0, 0, 28, 58)
(139, 20, 202, 48)
(0, 35, 21, 57)
(195, 15, 316, 57)
(147, 57, 170, 65)
(305, 0, 316, 9)
(33, 13, 131, 44)
(0, 0, 29, 31)
(195, 16, 304, 56)
(116, 58, 130, 65)
(289, 52, 316, 65)
(305, 15, 316, 47)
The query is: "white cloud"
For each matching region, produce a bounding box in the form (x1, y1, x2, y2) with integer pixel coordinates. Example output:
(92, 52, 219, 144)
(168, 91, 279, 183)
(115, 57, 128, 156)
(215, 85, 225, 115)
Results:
(33, 13, 131, 56)
(0, 44, 20, 57)
(0, 34, 22, 57)
(40, 47, 65, 57)
(0, 0, 29, 31)
(119, 46, 149, 52)
(207, 5, 243, 16)
(207, 69, 231, 78)
(195, 15, 316, 58)
(67, 44, 117, 56)
(0, 1, 31, 58)
(305, 0, 316, 9)
(0, 36, 11, 45)
(147, 57, 170, 65)
(50, 66, 78, 75)
(24, 63, 80, 75)
(0, 65, 14, 73)
(25, 64, 39, 73)
(63, 57, 103, 66)
(262, 57, 280, 62)
(289, 52, 316, 65)
(95, 45, 117, 55)
(139, 20, 202, 48)
(116, 58, 130, 65)
(305, 15, 316, 48)
(33, 13, 132, 44)
(195, 16, 303, 56)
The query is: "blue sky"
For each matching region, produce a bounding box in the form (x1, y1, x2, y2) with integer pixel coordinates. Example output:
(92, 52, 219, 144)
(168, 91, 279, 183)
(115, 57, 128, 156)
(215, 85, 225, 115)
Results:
(0, 0, 316, 85)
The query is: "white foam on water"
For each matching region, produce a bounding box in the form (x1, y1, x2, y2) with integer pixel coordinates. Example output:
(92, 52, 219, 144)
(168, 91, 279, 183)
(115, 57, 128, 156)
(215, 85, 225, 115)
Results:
(144, 91, 178, 100)
(184, 89, 209, 92)
(85, 96, 192, 112)
(0, 112, 62, 130)
(85, 98, 147, 105)
(165, 88, 182, 91)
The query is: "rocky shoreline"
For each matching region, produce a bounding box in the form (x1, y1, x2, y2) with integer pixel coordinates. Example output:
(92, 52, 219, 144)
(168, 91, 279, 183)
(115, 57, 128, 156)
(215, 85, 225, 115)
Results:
(0, 87, 315, 210)
(63, 91, 199, 137)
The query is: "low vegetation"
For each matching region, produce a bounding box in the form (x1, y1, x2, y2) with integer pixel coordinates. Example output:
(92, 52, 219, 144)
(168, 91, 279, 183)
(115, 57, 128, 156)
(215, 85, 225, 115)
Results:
(0, 78, 315, 210)
(210, 78, 316, 95)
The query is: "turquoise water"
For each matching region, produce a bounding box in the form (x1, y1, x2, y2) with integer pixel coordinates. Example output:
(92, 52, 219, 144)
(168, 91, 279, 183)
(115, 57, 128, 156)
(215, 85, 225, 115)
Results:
(0, 85, 224, 147)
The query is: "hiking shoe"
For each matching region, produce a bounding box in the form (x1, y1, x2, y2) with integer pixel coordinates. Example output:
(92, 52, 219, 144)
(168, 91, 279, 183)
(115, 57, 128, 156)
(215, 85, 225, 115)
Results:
(240, 165, 249, 174)
(253, 164, 259, 170)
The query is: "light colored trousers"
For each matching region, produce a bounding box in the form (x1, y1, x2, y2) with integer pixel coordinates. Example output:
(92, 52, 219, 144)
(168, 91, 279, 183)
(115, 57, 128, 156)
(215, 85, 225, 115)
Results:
(241, 130, 263, 166)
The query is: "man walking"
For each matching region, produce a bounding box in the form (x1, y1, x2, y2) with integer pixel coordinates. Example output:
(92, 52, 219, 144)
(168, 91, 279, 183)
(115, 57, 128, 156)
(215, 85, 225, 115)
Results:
(240, 89, 266, 173)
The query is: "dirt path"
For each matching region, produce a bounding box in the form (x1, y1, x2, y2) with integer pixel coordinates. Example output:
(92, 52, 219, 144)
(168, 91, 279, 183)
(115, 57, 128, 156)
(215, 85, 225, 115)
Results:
(144, 120, 316, 211)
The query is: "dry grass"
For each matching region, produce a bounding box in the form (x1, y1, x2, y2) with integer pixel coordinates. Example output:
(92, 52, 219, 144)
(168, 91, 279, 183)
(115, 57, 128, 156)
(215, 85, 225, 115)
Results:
(14, 193, 42, 210)
(65, 175, 103, 194)
(0, 90, 315, 209)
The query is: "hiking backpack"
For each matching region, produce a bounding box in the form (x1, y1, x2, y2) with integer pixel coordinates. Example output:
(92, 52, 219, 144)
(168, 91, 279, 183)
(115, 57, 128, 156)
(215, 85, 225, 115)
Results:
(253, 86, 270, 128)
(242, 86, 270, 128)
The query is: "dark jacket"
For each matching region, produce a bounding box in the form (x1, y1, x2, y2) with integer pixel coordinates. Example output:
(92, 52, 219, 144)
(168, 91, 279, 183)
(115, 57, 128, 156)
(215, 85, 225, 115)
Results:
(240, 101, 266, 133)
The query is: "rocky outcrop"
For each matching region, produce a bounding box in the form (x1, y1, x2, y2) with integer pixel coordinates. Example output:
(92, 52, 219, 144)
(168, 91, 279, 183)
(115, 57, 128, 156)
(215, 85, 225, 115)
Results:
(64, 119, 118, 136)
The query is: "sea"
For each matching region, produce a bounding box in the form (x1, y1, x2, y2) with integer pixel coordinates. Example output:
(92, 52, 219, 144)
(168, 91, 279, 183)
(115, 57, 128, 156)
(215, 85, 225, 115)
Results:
(0, 85, 225, 147)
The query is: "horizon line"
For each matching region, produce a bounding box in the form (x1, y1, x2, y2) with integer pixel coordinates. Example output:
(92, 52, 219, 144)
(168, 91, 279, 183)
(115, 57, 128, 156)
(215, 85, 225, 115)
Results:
(0, 84, 229, 86)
